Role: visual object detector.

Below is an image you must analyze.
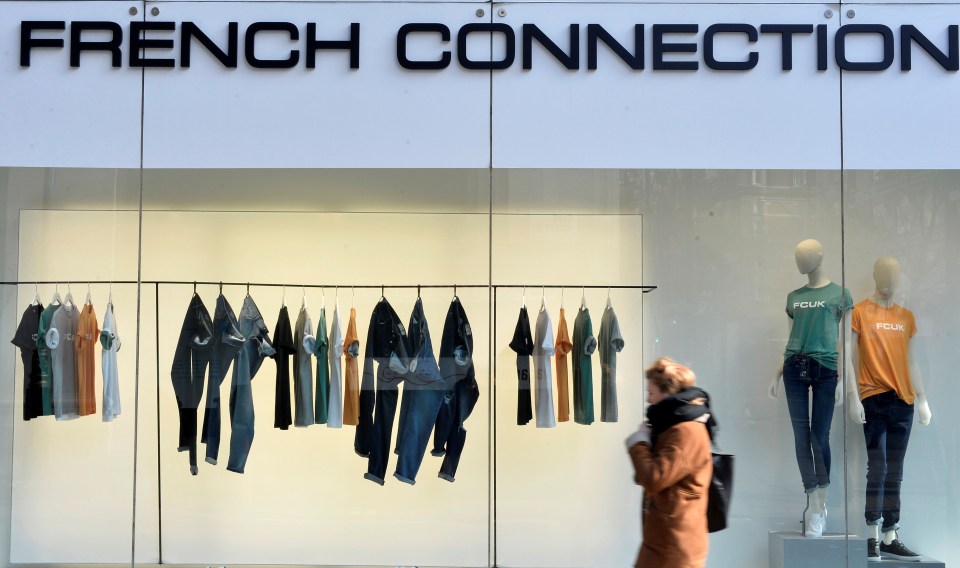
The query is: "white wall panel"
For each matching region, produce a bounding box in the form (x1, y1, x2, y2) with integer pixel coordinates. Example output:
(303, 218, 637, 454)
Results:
(492, 4, 842, 169)
(840, 6, 960, 169)
(141, 2, 491, 168)
(0, 3, 143, 168)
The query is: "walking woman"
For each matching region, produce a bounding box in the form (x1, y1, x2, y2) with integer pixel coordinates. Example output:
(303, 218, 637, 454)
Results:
(626, 357, 715, 568)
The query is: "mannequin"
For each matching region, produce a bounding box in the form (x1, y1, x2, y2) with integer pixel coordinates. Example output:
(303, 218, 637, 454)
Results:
(769, 239, 854, 538)
(848, 257, 930, 562)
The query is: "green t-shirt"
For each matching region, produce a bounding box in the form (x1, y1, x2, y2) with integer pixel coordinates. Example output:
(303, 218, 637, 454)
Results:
(783, 282, 853, 370)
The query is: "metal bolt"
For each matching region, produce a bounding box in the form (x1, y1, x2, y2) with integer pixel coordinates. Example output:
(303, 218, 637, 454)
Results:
(475, 8, 484, 17)
(151, 7, 160, 16)
(498, 8, 507, 17)
(823, 9, 833, 18)
(846, 9, 856, 18)
(129, 6, 138, 15)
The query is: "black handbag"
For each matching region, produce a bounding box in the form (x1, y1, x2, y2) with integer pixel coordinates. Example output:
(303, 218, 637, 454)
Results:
(707, 449, 734, 533)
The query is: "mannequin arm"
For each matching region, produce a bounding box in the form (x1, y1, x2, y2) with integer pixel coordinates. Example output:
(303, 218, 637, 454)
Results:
(846, 329, 866, 424)
(837, 309, 853, 407)
(769, 316, 793, 399)
(908, 340, 932, 425)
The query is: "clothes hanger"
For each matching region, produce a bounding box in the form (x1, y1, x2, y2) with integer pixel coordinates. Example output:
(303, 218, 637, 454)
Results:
(540, 286, 546, 311)
(351, 286, 355, 309)
(522, 286, 526, 309)
(282, 285, 286, 307)
(560, 287, 565, 310)
(606, 286, 612, 309)
(108, 281, 113, 305)
(321, 287, 325, 310)
(246, 282, 250, 298)
(33, 282, 41, 306)
(51, 282, 62, 305)
(301, 286, 307, 310)
(418, 284, 421, 299)
(64, 283, 74, 308)
(580, 285, 587, 310)
(453, 284, 457, 301)
(85, 282, 92, 305)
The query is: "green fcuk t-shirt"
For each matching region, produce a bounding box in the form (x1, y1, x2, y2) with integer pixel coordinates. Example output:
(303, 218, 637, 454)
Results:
(783, 282, 853, 370)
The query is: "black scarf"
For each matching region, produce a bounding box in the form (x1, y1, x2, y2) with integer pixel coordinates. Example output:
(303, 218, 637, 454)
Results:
(646, 387, 718, 445)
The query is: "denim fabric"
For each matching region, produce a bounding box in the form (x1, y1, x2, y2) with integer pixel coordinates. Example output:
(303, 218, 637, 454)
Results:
(392, 298, 445, 485)
(355, 298, 411, 484)
(227, 295, 276, 474)
(171, 294, 213, 475)
(431, 297, 479, 482)
(862, 391, 914, 531)
(201, 295, 244, 466)
(783, 354, 838, 492)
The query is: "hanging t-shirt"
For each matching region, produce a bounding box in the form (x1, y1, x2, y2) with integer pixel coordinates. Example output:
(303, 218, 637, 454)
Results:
(272, 306, 295, 430)
(47, 301, 81, 420)
(533, 306, 557, 428)
(509, 307, 534, 426)
(851, 299, 918, 404)
(327, 304, 345, 428)
(572, 306, 598, 425)
(598, 305, 625, 423)
(312, 307, 329, 425)
(293, 306, 315, 427)
(784, 282, 853, 371)
(342, 307, 361, 426)
(100, 302, 122, 422)
(36, 302, 60, 417)
(76, 303, 100, 417)
(11, 303, 44, 421)
(554, 307, 572, 423)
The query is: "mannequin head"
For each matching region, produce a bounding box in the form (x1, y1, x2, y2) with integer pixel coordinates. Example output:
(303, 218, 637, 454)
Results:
(873, 256, 901, 299)
(794, 239, 824, 275)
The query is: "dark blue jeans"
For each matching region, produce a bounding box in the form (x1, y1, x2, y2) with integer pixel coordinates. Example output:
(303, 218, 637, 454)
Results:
(863, 391, 914, 531)
(783, 354, 838, 493)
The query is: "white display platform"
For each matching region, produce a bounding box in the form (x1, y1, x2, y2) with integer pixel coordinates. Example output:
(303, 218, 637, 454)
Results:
(769, 532, 867, 568)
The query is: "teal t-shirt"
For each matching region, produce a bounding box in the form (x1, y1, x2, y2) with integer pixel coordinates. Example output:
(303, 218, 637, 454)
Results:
(783, 282, 853, 370)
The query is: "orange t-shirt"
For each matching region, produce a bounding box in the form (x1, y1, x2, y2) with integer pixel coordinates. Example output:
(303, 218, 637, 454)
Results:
(341, 308, 361, 426)
(554, 308, 573, 423)
(851, 299, 917, 404)
(75, 303, 100, 417)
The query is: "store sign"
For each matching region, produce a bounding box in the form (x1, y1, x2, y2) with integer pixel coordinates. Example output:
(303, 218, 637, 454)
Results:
(18, 20, 960, 72)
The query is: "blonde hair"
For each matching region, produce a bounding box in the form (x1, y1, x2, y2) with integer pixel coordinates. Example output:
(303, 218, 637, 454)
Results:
(645, 357, 697, 395)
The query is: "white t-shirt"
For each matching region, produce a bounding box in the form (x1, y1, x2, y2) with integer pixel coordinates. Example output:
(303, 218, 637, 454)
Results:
(327, 303, 345, 428)
(533, 306, 557, 428)
(100, 302, 122, 422)
(47, 301, 81, 421)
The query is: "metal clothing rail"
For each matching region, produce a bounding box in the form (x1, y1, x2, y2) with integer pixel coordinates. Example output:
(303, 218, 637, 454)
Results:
(0, 280, 657, 292)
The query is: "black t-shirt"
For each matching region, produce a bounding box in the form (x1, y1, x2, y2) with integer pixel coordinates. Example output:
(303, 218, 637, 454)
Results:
(272, 306, 295, 430)
(509, 307, 534, 426)
(12, 304, 44, 421)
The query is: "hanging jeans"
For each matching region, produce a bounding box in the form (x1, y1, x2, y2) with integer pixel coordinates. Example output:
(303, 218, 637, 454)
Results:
(227, 296, 276, 474)
(431, 298, 479, 482)
(170, 294, 213, 475)
(392, 299, 446, 485)
(783, 354, 838, 493)
(862, 391, 914, 531)
(201, 295, 244, 466)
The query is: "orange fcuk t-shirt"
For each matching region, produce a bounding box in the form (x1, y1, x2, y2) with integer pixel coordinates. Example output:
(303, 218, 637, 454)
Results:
(554, 308, 573, 422)
(341, 307, 361, 426)
(76, 303, 100, 417)
(851, 299, 918, 404)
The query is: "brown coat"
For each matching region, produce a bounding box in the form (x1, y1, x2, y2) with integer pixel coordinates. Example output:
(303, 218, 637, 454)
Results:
(629, 421, 713, 568)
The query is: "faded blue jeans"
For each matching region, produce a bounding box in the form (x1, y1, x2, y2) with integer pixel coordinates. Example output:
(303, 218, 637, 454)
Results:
(783, 354, 838, 493)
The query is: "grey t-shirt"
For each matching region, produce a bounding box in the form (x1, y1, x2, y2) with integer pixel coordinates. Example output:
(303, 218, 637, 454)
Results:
(47, 302, 81, 420)
(293, 306, 315, 427)
(597, 305, 624, 423)
(532, 306, 557, 428)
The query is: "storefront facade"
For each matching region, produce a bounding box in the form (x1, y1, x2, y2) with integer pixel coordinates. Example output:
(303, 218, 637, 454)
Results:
(1, 1, 959, 567)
